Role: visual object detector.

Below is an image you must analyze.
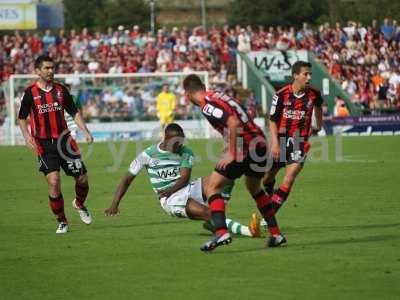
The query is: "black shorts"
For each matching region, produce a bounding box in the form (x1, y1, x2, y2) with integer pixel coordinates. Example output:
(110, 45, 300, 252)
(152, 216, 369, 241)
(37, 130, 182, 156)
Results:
(273, 137, 309, 169)
(36, 135, 87, 177)
(215, 147, 267, 180)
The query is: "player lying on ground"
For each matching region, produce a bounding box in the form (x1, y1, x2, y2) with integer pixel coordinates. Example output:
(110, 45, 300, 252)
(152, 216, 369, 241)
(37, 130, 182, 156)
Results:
(104, 123, 260, 238)
(18, 55, 94, 234)
(183, 74, 284, 252)
(261, 61, 323, 228)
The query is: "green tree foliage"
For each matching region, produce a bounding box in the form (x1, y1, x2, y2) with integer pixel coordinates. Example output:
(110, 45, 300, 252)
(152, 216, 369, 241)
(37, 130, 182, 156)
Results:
(228, 0, 400, 28)
(100, 0, 150, 30)
(64, 0, 105, 30)
(227, 0, 325, 28)
(64, 0, 149, 31)
(324, 0, 400, 25)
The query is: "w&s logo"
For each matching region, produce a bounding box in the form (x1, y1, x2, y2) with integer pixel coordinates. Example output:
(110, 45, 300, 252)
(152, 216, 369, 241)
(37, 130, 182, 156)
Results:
(157, 168, 179, 179)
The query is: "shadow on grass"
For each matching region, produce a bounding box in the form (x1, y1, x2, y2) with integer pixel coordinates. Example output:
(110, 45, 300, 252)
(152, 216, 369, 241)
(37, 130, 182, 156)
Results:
(89, 220, 183, 230)
(289, 233, 400, 248)
(283, 222, 400, 233)
(210, 233, 400, 255)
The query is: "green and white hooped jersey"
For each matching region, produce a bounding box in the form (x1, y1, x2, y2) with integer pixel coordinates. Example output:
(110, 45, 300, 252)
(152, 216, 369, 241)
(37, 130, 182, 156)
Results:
(128, 143, 194, 194)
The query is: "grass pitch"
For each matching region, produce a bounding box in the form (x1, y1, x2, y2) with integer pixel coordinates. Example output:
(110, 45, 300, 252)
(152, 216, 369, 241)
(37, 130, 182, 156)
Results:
(0, 136, 399, 299)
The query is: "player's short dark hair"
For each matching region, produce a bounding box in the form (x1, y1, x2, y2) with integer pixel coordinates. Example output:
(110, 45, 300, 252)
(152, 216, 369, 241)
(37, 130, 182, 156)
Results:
(34, 54, 54, 69)
(183, 74, 205, 92)
(292, 61, 312, 75)
(165, 123, 185, 137)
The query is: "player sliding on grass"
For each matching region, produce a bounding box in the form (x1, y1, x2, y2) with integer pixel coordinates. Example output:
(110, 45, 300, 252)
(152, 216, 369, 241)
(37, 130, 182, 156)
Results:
(104, 123, 260, 238)
(183, 74, 284, 252)
(261, 61, 323, 226)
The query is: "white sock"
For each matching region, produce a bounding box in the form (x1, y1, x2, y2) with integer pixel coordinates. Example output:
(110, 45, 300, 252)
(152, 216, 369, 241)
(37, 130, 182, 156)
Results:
(226, 218, 252, 237)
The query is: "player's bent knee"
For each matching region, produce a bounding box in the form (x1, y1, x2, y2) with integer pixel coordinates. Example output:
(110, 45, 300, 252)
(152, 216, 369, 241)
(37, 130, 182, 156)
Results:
(46, 173, 60, 187)
(48, 181, 60, 191)
(47, 178, 60, 195)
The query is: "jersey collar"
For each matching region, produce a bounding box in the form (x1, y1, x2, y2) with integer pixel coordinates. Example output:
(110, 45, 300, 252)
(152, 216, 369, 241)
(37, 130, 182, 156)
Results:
(290, 84, 306, 98)
(35, 81, 54, 93)
(157, 142, 169, 154)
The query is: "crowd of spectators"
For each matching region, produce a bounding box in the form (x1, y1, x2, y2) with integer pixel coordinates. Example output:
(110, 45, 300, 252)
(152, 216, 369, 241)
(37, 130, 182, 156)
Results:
(1, 18, 400, 124)
(229, 19, 400, 113)
(313, 19, 400, 114)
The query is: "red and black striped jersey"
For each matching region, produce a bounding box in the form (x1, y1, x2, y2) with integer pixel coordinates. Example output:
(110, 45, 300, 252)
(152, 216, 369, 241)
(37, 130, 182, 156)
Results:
(269, 85, 323, 140)
(18, 82, 78, 139)
(201, 90, 267, 153)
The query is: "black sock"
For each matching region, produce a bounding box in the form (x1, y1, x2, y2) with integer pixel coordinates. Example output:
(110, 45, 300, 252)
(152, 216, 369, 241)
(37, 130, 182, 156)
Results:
(208, 194, 228, 236)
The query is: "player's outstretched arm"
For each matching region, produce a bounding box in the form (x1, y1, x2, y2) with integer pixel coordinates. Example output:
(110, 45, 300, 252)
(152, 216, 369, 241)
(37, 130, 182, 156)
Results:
(105, 173, 135, 216)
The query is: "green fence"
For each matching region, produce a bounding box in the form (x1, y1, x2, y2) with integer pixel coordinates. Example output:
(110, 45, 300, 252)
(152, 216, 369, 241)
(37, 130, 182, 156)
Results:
(237, 50, 362, 116)
(236, 52, 275, 116)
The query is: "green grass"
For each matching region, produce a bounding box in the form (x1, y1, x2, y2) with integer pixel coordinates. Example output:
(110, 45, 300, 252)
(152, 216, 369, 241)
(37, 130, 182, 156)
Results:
(0, 136, 399, 299)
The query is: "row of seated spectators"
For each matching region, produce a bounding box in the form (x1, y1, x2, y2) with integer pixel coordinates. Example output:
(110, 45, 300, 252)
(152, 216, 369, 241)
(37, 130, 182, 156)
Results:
(11, 75, 254, 123)
(236, 19, 400, 114)
(1, 19, 399, 123)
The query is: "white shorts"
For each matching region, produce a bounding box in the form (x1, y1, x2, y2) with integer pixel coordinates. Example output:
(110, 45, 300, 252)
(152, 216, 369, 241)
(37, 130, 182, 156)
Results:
(159, 178, 205, 218)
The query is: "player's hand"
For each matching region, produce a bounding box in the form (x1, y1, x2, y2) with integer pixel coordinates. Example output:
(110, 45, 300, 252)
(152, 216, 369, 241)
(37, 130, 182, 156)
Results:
(25, 135, 38, 152)
(217, 152, 235, 170)
(104, 206, 120, 216)
(271, 143, 280, 162)
(85, 132, 94, 144)
(159, 190, 172, 199)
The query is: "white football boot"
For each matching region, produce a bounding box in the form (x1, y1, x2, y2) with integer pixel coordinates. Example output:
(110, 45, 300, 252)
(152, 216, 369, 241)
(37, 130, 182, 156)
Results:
(56, 222, 69, 234)
(73, 199, 92, 225)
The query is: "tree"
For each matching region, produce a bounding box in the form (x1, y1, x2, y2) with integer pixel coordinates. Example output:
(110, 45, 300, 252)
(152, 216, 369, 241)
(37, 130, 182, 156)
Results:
(64, 0, 150, 32)
(227, 0, 326, 28)
(96, 0, 150, 31)
(64, 0, 105, 30)
(328, 0, 400, 25)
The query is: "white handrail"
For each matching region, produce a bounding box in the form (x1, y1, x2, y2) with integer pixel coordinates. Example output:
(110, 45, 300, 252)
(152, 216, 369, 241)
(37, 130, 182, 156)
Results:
(7, 71, 210, 145)
(9, 71, 209, 80)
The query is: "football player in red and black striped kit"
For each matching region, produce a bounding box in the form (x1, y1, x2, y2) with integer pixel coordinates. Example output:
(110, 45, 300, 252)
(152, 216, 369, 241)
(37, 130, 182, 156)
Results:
(263, 61, 323, 223)
(18, 55, 94, 234)
(183, 74, 284, 251)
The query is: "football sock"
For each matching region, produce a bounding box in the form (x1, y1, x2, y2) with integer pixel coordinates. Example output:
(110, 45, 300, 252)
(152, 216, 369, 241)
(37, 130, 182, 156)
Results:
(221, 182, 234, 201)
(203, 220, 216, 233)
(263, 179, 276, 196)
(252, 190, 281, 236)
(271, 185, 290, 212)
(208, 194, 228, 236)
(75, 182, 89, 208)
(226, 218, 252, 237)
(49, 194, 67, 223)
